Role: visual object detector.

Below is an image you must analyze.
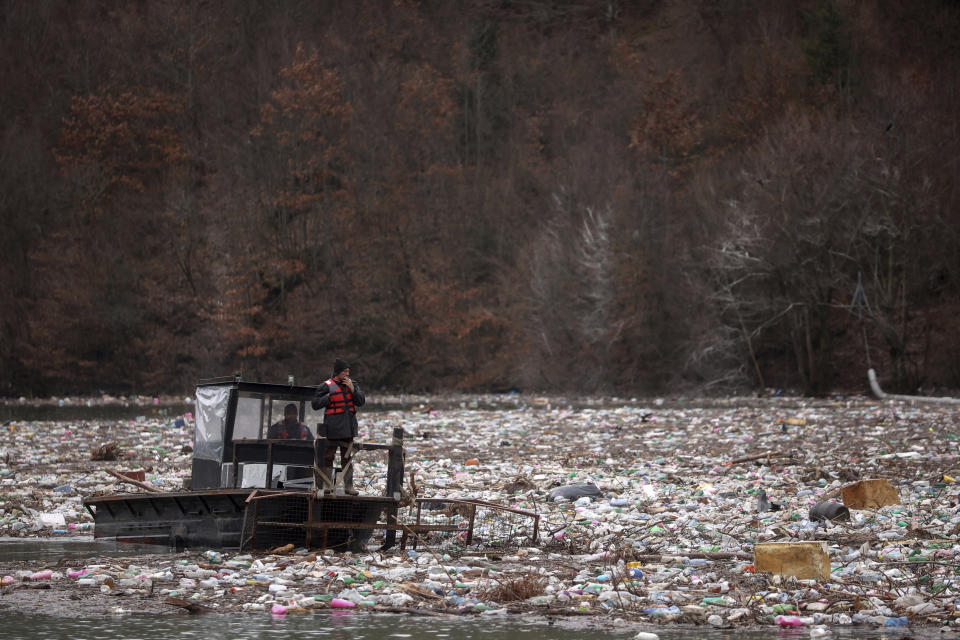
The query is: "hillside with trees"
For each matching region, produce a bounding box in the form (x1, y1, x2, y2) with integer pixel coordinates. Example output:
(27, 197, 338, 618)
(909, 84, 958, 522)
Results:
(2, 0, 958, 396)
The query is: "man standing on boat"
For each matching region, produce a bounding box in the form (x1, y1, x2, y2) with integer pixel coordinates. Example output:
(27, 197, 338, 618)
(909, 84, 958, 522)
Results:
(312, 358, 365, 495)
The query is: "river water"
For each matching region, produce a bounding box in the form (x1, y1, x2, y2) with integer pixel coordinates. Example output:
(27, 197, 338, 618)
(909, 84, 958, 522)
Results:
(0, 538, 170, 562)
(0, 611, 590, 640)
(0, 610, 929, 640)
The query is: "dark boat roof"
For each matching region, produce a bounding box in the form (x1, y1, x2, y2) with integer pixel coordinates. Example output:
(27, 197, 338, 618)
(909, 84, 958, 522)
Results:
(196, 376, 320, 397)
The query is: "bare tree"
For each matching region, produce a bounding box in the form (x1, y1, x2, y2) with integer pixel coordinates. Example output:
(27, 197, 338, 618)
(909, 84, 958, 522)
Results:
(524, 190, 621, 390)
(697, 110, 944, 393)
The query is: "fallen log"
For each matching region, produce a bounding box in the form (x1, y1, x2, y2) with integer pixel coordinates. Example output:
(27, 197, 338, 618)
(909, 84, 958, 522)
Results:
(868, 369, 960, 405)
(400, 583, 444, 600)
(165, 596, 213, 614)
(630, 551, 753, 561)
(10, 583, 52, 590)
(725, 450, 784, 466)
(105, 468, 163, 493)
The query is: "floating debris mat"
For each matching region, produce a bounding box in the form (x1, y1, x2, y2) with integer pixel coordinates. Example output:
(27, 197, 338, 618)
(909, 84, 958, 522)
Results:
(402, 498, 539, 551)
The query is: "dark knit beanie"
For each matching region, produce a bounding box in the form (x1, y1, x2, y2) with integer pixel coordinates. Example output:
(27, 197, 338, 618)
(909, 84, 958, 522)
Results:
(333, 358, 350, 376)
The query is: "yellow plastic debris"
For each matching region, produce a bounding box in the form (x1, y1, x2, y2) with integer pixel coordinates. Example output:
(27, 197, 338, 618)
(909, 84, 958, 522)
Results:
(841, 478, 900, 509)
(754, 542, 830, 581)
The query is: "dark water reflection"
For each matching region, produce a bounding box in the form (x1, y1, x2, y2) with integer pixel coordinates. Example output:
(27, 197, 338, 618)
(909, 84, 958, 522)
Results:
(0, 612, 590, 640)
(0, 404, 193, 422)
(0, 538, 172, 562)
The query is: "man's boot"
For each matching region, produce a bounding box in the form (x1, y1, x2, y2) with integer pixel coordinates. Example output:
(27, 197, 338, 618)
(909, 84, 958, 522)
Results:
(342, 461, 359, 496)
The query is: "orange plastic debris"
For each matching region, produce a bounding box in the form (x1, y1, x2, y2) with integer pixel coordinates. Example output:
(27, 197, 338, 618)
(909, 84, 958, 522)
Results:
(841, 479, 900, 509)
(754, 542, 830, 581)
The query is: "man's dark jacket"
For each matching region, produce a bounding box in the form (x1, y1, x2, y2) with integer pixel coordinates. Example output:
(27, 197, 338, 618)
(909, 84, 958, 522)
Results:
(311, 379, 365, 439)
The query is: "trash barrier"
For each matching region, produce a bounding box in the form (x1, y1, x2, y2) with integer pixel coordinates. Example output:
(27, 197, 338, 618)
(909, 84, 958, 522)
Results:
(238, 495, 539, 553)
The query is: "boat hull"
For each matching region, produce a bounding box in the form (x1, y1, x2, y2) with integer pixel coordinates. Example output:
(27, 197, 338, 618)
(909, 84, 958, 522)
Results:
(84, 490, 398, 551)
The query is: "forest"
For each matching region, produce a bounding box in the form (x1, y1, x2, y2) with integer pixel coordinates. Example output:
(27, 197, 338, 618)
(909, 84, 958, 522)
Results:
(1, 0, 959, 396)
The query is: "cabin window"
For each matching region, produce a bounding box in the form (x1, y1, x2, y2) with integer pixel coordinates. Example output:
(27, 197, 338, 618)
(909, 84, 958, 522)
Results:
(229, 395, 318, 441)
(304, 403, 323, 436)
(234, 393, 265, 440)
(266, 398, 317, 438)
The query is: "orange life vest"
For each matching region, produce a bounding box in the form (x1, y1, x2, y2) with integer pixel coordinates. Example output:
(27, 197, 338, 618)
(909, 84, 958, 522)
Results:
(324, 378, 356, 415)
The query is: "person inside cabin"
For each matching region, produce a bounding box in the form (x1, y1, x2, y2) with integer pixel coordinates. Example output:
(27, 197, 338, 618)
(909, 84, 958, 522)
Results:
(267, 402, 314, 440)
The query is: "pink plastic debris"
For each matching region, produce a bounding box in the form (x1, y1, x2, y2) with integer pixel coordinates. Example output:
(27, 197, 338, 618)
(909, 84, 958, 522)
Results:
(30, 569, 53, 580)
(271, 604, 287, 615)
(775, 615, 805, 627)
(330, 598, 356, 608)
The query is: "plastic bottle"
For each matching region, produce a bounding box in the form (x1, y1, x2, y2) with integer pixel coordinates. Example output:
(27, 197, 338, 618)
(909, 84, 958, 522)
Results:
(330, 598, 356, 608)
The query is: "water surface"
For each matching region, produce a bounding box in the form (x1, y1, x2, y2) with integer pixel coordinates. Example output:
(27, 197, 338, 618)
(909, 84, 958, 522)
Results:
(0, 537, 171, 562)
(0, 610, 930, 640)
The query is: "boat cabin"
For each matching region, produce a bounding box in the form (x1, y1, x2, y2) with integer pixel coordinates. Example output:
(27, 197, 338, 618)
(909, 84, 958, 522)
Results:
(192, 376, 325, 491)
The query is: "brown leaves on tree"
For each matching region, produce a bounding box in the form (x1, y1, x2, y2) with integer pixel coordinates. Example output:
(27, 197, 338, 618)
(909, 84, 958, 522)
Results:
(628, 70, 702, 176)
(57, 90, 187, 207)
(253, 44, 354, 216)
